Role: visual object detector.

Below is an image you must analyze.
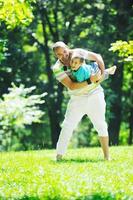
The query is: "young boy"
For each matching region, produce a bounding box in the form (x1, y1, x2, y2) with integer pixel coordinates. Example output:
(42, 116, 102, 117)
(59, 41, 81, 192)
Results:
(70, 53, 116, 83)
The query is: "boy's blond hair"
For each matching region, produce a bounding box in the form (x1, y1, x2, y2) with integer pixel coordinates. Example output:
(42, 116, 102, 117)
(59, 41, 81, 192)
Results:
(71, 52, 85, 63)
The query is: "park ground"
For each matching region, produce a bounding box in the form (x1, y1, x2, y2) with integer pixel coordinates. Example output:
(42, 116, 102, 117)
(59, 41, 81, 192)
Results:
(0, 146, 133, 200)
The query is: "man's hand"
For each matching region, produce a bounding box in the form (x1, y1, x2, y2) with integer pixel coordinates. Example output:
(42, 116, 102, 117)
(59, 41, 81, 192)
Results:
(90, 71, 102, 83)
(87, 52, 105, 74)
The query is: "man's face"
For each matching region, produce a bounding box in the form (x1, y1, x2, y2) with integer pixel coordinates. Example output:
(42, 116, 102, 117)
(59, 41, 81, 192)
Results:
(70, 58, 82, 71)
(54, 47, 69, 62)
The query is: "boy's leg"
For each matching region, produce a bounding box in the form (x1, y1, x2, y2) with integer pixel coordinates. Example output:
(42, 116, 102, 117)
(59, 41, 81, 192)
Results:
(86, 88, 110, 160)
(92, 64, 117, 83)
(56, 97, 85, 160)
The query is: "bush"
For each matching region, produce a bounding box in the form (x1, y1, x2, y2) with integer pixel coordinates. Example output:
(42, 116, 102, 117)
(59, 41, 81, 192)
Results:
(0, 83, 47, 151)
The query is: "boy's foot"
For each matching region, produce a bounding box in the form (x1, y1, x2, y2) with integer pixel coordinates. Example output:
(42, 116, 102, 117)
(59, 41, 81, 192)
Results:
(108, 65, 117, 75)
(56, 154, 63, 161)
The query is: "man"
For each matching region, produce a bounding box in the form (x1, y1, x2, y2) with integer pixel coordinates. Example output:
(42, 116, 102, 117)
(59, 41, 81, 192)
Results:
(52, 41, 110, 161)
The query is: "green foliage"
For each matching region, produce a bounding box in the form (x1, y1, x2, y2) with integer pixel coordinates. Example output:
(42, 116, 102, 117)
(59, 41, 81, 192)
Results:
(109, 40, 133, 64)
(119, 123, 129, 145)
(109, 40, 133, 91)
(0, 39, 7, 63)
(0, 147, 132, 199)
(0, 83, 47, 150)
(0, 0, 35, 29)
(109, 40, 133, 110)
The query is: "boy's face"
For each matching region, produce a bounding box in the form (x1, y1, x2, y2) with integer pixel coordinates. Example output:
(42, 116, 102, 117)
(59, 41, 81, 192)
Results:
(54, 47, 69, 63)
(70, 58, 82, 71)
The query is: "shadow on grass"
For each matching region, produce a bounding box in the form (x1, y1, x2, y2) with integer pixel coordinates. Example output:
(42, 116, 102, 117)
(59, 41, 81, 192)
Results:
(51, 158, 105, 164)
(4, 195, 63, 200)
(1, 193, 121, 200)
(76, 193, 117, 200)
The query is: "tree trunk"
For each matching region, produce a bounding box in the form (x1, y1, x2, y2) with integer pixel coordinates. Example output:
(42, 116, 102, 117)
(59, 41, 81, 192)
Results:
(38, 5, 64, 148)
(108, 62, 123, 145)
(37, 0, 79, 148)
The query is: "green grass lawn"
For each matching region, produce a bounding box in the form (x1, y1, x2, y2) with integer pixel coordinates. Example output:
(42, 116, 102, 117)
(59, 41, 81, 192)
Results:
(0, 146, 133, 200)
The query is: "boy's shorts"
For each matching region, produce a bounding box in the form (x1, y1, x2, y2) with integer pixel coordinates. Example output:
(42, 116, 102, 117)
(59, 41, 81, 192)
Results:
(90, 62, 100, 75)
(90, 62, 109, 80)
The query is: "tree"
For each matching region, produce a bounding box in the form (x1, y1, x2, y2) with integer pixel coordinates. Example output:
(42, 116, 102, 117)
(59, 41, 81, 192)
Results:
(107, 0, 133, 145)
(0, 0, 35, 29)
(110, 40, 133, 145)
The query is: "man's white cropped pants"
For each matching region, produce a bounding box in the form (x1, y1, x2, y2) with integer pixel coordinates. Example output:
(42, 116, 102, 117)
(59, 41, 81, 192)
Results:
(57, 86, 108, 155)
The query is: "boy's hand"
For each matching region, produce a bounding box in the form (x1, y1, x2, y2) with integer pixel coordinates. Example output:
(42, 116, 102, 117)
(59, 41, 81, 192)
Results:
(90, 75, 98, 83)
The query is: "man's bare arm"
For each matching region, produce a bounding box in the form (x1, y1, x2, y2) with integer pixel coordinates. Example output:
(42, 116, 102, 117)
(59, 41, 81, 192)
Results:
(52, 59, 89, 90)
(87, 51, 105, 74)
(60, 76, 88, 90)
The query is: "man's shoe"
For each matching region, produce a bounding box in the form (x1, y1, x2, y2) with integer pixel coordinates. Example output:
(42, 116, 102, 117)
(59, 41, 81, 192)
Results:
(104, 157, 111, 161)
(56, 154, 63, 161)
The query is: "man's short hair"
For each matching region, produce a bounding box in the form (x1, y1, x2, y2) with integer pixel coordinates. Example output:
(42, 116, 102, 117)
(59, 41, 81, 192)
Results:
(52, 41, 68, 51)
